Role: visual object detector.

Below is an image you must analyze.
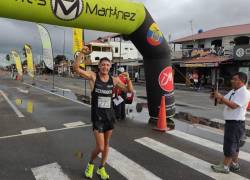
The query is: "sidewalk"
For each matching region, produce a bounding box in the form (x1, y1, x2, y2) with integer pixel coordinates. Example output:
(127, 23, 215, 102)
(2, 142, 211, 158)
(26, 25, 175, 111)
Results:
(174, 83, 229, 94)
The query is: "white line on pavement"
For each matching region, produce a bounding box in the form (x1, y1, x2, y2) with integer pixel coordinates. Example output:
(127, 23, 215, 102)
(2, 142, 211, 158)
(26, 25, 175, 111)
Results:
(31, 162, 70, 180)
(21, 127, 47, 135)
(135, 137, 249, 180)
(167, 130, 250, 163)
(176, 120, 231, 143)
(63, 121, 85, 128)
(23, 83, 91, 108)
(191, 123, 224, 136)
(16, 87, 29, 94)
(247, 111, 250, 115)
(99, 147, 162, 180)
(0, 124, 91, 140)
(0, 89, 24, 118)
(55, 86, 71, 92)
(210, 118, 225, 124)
(191, 125, 250, 143)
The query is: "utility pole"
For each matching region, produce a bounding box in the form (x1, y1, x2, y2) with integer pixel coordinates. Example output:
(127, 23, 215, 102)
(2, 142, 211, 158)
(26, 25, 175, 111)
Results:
(189, 20, 195, 47)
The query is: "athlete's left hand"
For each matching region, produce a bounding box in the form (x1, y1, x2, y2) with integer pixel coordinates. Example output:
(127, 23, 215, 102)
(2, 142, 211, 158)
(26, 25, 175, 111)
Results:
(122, 72, 130, 81)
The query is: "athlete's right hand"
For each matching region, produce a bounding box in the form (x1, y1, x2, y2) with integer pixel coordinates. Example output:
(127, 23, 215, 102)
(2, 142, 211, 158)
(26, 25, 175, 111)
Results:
(81, 46, 91, 55)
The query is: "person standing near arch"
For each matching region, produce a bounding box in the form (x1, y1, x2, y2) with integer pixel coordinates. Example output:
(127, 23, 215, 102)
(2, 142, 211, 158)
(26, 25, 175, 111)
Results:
(210, 72, 250, 174)
(73, 46, 133, 180)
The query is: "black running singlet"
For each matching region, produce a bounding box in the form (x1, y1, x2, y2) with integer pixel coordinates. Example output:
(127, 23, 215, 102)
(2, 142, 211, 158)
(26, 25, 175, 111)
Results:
(91, 73, 115, 123)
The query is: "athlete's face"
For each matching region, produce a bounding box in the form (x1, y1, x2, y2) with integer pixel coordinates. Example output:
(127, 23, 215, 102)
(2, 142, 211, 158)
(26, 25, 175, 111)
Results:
(99, 60, 111, 75)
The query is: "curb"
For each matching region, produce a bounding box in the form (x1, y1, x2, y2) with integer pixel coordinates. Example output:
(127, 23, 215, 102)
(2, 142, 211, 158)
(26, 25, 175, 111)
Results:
(175, 112, 250, 137)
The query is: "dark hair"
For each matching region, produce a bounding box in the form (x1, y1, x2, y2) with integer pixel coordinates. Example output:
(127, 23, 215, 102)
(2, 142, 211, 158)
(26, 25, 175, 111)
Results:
(233, 72, 248, 84)
(99, 57, 111, 64)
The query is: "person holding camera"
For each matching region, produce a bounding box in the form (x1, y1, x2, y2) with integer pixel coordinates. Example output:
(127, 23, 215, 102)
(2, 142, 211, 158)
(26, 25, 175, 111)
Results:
(210, 72, 250, 174)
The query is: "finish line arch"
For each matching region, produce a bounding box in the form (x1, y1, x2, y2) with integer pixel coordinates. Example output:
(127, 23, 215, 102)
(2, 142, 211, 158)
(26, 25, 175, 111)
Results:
(0, 0, 175, 121)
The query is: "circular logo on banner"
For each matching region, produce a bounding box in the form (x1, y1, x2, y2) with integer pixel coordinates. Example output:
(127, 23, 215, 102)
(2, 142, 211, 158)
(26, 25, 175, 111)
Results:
(51, 0, 83, 21)
(158, 66, 174, 92)
(236, 48, 245, 58)
(147, 23, 164, 46)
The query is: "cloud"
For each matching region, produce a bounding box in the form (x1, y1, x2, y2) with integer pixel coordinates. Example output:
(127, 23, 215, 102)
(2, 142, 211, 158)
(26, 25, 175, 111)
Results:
(0, 18, 73, 58)
(141, 0, 250, 40)
(84, 0, 250, 42)
(1, 0, 250, 55)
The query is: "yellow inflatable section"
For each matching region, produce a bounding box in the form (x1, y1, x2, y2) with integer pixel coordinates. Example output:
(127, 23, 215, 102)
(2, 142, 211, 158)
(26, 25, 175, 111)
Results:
(0, 0, 145, 34)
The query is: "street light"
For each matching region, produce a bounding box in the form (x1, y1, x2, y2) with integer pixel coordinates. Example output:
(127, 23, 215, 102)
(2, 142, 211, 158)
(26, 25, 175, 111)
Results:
(51, 57, 56, 92)
(51, 26, 66, 92)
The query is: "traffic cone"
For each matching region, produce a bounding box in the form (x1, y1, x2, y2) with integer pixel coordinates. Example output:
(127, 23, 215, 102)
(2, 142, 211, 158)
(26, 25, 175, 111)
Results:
(153, 95, 168, 132)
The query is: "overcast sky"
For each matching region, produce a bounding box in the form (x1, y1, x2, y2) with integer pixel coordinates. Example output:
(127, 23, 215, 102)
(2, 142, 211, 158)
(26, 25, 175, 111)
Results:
(0, 0, 250, 58)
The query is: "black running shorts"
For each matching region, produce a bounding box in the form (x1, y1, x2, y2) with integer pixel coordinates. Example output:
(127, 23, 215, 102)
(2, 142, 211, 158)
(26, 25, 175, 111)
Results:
(92, 120, 114, 133)
(223, 120, 245, 157)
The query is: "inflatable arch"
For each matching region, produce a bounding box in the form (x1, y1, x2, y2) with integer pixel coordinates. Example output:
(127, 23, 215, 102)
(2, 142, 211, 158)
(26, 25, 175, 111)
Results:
(0, 0, 175, 121)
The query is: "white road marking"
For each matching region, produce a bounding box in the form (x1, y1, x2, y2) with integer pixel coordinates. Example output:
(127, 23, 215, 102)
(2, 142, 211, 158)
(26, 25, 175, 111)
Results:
(23, 83, 91, 108)
(178, 120, 248, 144)
(135, 137, 249, 180)
(55, 86, 71, 92)
(246, 111, 250, 115)
(98, 147, 161, 180)
(210, 118, 225, 124)
(31, 162, 70, 180)
(21, 127, 47, 135)
(167, 130, 250, 163)
(63, 121, 85, 128)
(16, 87, 29, 94)
(192, 124, 224, 136)
(0, 124, 91, 140)
(0, 89, 24, 118)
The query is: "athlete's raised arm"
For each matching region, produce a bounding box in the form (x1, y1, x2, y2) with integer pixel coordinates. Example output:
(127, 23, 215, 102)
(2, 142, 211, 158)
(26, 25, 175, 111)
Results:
(73, 46, 95, 81)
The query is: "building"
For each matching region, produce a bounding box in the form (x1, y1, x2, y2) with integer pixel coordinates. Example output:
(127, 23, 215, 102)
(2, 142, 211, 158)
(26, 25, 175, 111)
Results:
(87, 34, 144, 81)
(172, 23, 250, 88)
(85, 42, 113, 65)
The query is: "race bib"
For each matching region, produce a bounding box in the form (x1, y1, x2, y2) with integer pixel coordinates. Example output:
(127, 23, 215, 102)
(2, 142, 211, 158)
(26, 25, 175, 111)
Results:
(98, 96, 111, 108)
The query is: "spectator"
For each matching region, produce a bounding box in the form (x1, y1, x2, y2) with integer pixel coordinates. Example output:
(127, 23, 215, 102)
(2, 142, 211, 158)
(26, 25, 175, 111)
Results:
(210, 72, 250, 174)
(134, 71, 139, 83)
(113, 67, 127, 121)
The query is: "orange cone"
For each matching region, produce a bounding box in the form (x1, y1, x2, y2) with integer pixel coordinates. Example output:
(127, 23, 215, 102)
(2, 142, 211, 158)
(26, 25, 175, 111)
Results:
(153, 95, 168, 132)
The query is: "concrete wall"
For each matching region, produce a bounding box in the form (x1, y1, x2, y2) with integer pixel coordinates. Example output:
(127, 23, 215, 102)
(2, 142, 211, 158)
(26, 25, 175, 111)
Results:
(109, 41, 142, 60)
(89, 51, 112, 63)
(181, 34, 250, 49)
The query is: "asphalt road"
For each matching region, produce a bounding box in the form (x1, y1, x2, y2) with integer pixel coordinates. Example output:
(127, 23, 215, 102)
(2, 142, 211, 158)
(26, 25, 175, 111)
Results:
(0, 72, 250, 180)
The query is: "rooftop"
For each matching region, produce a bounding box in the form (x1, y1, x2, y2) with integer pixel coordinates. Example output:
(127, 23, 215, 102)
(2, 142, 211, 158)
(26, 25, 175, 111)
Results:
(174, 23, 250, 43)
(183, 54, 232, 64)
